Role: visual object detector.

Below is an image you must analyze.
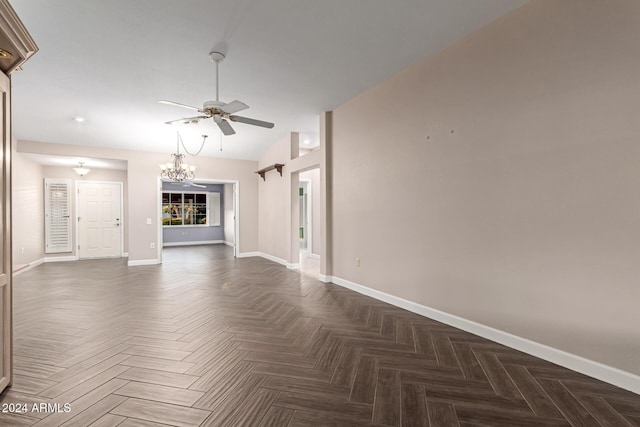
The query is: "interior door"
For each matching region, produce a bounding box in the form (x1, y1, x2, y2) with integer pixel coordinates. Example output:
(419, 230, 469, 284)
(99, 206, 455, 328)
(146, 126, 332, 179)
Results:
(0, 70, 11, 392)
(78, 182, 122, 259)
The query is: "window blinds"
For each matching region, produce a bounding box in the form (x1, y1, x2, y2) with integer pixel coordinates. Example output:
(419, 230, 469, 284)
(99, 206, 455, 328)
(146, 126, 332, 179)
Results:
(208, 192, 221, 226)
(44, 178, 72, 253)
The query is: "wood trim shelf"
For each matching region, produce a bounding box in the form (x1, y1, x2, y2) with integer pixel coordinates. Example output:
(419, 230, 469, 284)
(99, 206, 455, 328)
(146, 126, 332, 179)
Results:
(255, 163, 284, 181)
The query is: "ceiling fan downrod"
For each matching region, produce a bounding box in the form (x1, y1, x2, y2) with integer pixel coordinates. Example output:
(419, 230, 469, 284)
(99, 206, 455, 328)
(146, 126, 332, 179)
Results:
(209, 51, 225, 103)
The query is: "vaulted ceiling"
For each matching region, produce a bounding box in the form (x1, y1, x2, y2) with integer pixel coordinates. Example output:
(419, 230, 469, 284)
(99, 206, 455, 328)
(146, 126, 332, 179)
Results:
(10, 0, 527, 160)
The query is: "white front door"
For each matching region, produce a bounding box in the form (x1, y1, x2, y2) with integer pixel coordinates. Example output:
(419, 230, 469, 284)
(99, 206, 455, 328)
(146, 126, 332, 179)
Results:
(78, 182, 122, 259)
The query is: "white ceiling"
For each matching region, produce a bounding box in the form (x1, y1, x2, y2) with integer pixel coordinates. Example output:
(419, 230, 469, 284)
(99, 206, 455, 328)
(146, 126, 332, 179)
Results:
(10, 0, 527, 161)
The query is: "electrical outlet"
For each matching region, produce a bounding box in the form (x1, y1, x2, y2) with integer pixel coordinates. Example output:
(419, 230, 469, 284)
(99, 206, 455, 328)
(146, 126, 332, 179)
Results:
(150, 243, 155, 249)
(356, 258, 360, 267)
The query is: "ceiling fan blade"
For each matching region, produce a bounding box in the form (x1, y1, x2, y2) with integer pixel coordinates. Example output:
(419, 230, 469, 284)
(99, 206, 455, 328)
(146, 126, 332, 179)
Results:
(214, 115, 236, 136)
(164, 115, 208, 125)
(229, 115, 275, 129)
(158, 100, 202, 112)
(221, 100, 249, 114)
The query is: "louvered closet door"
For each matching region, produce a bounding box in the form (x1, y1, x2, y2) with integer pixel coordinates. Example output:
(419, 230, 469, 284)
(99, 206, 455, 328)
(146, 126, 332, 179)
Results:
(44, 178, 72, 254)
(209, 192, 221, 226)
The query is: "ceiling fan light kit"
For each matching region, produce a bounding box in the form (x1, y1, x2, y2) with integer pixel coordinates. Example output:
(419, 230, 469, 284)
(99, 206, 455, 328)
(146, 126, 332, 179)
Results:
(159, 50, 275, 135)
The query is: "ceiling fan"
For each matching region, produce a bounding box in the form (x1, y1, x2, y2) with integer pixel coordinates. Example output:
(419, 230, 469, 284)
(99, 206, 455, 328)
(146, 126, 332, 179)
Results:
(159, 51, 274, 136)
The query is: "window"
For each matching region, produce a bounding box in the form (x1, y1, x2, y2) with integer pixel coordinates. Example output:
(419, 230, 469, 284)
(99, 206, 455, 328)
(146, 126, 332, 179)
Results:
(44, 178, 72, 253)
(162, 192, 220, 227)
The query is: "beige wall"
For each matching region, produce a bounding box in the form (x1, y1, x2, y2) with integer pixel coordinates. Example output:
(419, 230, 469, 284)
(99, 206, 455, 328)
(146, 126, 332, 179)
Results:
(257, 134, 322, 265)
(16, 140, 259, 261)
(331, 0, 640, 375)
(258, 136, 290, 262)
(12, 149, 44, 266)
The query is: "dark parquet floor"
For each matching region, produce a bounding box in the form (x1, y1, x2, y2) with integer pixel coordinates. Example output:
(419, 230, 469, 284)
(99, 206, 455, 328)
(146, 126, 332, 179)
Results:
(1, 245, 639, 426)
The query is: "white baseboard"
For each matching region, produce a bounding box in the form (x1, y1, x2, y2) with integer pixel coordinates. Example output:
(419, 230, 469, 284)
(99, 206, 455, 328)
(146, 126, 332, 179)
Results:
(162, 240, 223, 247)
(318, 274, 332, 283)
(13, 258, 45, 276)
(127, 259, 160, 266)
(257, 252, 288, 267)
(330, 275, 640, 395)
(122, 252, 129, 257)
(237, 252, 259, 258)
(44, 256, 78, 263)
(308, 253, 320, 260)
(31, 258, 45, 268)
(237, 252, 305, 271)
(236, 251, 293, 268)
(224, 241, 235, 247)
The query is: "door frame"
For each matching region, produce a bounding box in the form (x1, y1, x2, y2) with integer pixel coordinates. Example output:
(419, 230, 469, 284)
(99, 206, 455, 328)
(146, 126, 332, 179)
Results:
(0, 69, 11, 391)
(299, 179, 312, 255)
(157, 178, 240, 259)
(75, 180, 125, 259)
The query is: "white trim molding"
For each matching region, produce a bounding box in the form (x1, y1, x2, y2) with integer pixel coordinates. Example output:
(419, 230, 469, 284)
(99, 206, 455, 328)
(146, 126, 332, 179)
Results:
(162, 240, 223, 247)
(224, 241, 235, 247)
(318, 274, 332, 283)
(13, 258, 45, 276)
(237, 252, 259, 258)
(0, 0, 38, 75)
(330, 275, 640, 395)
(44, 255, 78, 263)
(307, 253, 320, 260)
(127, 259, 160, 267)
(236, 252, 294, 269)
(122, 252, 129, 258)
(256, 252, 288, 267)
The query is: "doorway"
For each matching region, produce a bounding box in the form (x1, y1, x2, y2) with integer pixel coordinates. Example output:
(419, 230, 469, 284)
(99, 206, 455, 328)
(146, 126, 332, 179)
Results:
(77, 181, 123, 259)
(298, 167, 320, 278)
(157, 179, 239, 258)
(299, 179, 311, 252)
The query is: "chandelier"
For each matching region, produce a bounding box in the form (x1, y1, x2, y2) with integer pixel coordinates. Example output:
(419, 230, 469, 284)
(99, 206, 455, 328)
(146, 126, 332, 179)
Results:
(159, 132, 208, 183)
